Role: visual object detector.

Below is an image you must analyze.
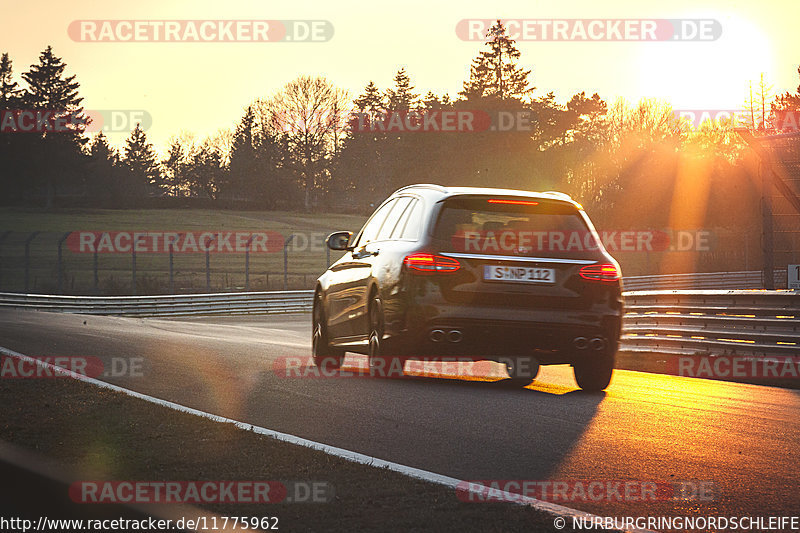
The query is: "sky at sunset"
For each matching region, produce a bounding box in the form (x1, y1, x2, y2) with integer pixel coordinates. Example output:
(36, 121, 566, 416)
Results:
(3, 0, 798, 153)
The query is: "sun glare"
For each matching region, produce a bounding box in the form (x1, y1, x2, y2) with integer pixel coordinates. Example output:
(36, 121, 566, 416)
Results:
(634, 13, 774, 111)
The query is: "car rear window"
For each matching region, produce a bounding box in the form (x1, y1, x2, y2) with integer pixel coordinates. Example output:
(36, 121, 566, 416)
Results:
(432, 196, 601, 257)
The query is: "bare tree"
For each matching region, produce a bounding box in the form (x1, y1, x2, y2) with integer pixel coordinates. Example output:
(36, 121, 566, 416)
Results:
(259, 75, 348, 210)
(607, 97, 687, 150)
(743, 73, 775, 132)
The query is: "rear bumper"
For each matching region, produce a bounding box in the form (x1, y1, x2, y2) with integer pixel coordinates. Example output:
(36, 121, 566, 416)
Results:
(384, 305, 621, 364)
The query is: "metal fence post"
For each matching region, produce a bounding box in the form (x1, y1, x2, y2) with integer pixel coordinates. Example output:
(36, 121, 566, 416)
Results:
(761, 160, 775, 290)
(93, 243, 99, 293)
(24, 232, 40, 292)
(131, 233, 148, 296)
(169, 243, 174, 294)
(0, 231, 10, 290)
(92, 232, 105, 294)
(204, 234, 217, 292)
(57, 232, 70, 294)
(245, 235, 254, 291)
(283, 235, 295, 291)
(131, 239, 137, 296)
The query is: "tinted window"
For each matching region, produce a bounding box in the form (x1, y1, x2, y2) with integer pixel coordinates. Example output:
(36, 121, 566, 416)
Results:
(356, 199, 397, 246)
(432, 197, 596, 257)
(377, 197, 413, 241)
(397, 199, 423, 240)
(390, 198, 416, 240)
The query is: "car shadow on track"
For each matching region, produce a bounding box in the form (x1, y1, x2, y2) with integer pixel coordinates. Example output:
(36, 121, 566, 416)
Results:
(270, 355, 604, 396)
(246, 356, 606, 480)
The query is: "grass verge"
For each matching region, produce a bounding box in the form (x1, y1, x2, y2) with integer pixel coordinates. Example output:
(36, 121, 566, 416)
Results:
(0, 208, 366, 294)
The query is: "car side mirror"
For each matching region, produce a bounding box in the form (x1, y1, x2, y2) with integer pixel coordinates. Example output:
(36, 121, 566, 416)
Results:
(326, 231, 353, 251)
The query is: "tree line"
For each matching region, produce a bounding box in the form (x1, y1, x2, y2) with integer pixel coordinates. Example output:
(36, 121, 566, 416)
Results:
(1, 21, 799, 233)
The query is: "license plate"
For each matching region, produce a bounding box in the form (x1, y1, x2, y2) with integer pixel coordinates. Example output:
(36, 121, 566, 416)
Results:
(484, 265, 555, 284)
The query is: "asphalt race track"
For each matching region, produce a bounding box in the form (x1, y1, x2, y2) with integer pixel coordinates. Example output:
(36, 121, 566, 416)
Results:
(1, 309, 798, 524)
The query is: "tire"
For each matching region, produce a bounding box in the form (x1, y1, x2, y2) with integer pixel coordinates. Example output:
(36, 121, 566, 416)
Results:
(312, 293, 344, 370)
(573, 356, 615, 392)
(503, 357, 540, 386)
(367, 294, 403, 378)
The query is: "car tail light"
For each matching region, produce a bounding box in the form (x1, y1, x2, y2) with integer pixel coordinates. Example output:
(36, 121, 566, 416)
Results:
(487, 199, 539, 206)
(403, 253, 461, 273)
(579, 263, 620, 282)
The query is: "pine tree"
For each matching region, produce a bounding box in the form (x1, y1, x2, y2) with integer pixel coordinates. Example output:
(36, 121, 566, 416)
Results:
(22, 46, 84, 121)
(772, 65, 800, 132)
(19, 46, 88, 207)
(162, 139, 187, 197)
(796, 65, 800, 94)
(353, 81, 384, 113)
(337, 82, 390, 203)
(186, 139, 224, 200)
(90, 131, 115, 163)
(123, 123, 161, 195)
(350, 81, 387, 138)
(0, 52, 26, 201)
(86, 132, 120, 203)
(0, 52, 22, 107)
(422, 91, 442, 110)
(385, 68, 419, 112)
(228, 106, 258, 200)
(255, 124, 294, 208)
(460, 20, 533, 101)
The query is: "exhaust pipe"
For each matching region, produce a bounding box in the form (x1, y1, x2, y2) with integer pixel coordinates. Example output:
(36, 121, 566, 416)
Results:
(430, 329, 446, 343)
(447, 330, 463, 343)
(573, 337, 589, 350)
(590, 337, 606, 351)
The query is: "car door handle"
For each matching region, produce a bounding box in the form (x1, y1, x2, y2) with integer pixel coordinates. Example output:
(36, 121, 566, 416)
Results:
(354, 249, 379, 259)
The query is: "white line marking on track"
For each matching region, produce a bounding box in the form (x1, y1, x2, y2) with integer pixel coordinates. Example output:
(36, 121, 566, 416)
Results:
(0, 345, 656, 533)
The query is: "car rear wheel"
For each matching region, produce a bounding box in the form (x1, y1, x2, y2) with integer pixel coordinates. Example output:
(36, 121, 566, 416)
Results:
(573, 356, 614, 391)
(367, 295, 403, 378)
(312, 294, 344, 370)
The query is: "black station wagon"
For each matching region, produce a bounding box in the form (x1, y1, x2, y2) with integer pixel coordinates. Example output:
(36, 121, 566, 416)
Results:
(313, 184, 623, 391)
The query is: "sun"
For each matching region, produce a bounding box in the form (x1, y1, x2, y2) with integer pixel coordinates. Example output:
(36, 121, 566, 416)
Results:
(633, 13, 774, 112)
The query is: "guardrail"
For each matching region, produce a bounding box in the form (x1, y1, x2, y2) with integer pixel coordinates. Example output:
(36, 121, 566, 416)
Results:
(622, 270, 788, 291)
(620, 290, 800, 357)
(2, 288, 799, 358)
(0, 290, 314, 317)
